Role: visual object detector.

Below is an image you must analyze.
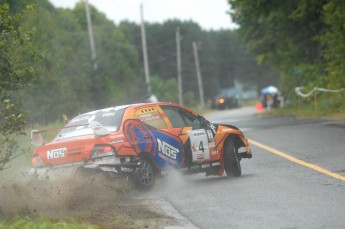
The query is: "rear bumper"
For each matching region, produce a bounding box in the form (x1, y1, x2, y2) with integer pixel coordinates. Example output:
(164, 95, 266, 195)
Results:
(30, 156, 139, 180)
(30, 165, 80, 180)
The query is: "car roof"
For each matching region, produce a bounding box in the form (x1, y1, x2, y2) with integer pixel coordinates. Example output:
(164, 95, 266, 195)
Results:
(122, 101, 186, 109)
(82, 102, 184, 115)
(75, 102, 198, 118)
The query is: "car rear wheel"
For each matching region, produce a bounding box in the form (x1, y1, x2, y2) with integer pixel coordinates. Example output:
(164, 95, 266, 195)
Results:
(224, 139, 241, 177)
(133, 158, 155, 190)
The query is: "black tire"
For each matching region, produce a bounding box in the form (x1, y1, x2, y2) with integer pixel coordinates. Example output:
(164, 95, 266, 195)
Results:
(133, 158, 155, 190)
(224, 139, 241, 177)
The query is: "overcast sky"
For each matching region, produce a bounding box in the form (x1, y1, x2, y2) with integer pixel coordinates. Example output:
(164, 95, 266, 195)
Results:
(49, 0, 238, 30)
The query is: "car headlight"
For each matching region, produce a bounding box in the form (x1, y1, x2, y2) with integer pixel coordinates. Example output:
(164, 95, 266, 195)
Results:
(90, 144, 116, 159)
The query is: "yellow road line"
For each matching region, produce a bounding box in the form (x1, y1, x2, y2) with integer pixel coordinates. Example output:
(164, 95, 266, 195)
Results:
(248, 139, 345, 182)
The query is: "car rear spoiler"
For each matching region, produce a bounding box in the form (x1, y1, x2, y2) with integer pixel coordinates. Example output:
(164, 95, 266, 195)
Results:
(31, 121, 110, 147)
(31, 130, 44, 147)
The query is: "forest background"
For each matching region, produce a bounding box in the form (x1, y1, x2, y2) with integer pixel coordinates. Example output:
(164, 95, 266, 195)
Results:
(1, 0, 278, 125)
(1, 0, 345, 169)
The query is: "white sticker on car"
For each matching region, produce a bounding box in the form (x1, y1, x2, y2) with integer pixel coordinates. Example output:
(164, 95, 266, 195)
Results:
(188, 129, 210, 162)
(157, 138, 179, 160)
(47, 147, 66, 159)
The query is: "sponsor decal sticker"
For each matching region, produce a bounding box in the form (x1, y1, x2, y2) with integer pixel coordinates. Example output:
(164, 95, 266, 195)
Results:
(47, 147, 66, 159)
(188, 129, 210, 162)
(68, 152, 81, 157)
(197, 153, 204, 160)
(68, 146, 84, 152)
(209, 123, 217, 135)
(109, 139, 124, 144)
(206, 130, 214, 142)
(138, 112, 161, 122)
(110, 134, 124, 139)
(157, 138, 179, 160)
(212, 149, 218, 155)
(102, 112, 116, 117)
(67, 147, 84, 157)
(120, 167, 134, 172)
(191, 143, 197, 152)
(201, 164, 210, 169)
(192, 131, 206, 137)
(212, 162, 221, 166)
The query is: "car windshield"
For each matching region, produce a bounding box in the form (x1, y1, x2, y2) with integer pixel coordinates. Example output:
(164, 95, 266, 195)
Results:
(55, 108, 125, 140)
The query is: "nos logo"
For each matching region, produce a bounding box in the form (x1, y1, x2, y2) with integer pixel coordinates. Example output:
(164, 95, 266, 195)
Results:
(47, 148, 66, 159)
(157, 139, 178, 160)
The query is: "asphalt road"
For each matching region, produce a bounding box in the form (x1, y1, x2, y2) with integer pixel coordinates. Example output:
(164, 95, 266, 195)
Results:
(149, 107, 345, 229)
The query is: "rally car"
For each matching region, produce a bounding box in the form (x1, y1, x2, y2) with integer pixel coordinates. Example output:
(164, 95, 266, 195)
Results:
(31, 102, 252, 189)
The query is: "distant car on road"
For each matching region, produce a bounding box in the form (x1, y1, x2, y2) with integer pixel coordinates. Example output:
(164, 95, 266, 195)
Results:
(212, 87, 240, 110)
(31, 102, 252, 190)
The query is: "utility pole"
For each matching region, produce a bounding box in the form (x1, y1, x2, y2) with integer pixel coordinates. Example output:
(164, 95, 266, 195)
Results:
(85, 0, 97, 71)
(192, 41, 205, 107)
(176, 27, 183, 105)
(140, 4, 151, 95)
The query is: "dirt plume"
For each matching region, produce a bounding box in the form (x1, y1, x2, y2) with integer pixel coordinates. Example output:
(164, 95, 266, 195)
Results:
(0, 171, 177, 228)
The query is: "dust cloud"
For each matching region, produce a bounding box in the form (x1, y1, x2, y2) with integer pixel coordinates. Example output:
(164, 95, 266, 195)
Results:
(0, 170, 178, 228)
(151, 170, 189, 196)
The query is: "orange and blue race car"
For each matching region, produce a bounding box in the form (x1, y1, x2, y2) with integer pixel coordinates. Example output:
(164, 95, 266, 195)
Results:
(31, 102, 252, 189)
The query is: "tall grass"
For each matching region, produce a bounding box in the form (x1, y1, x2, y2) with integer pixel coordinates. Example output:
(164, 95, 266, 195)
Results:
(264, 95, 345, 119)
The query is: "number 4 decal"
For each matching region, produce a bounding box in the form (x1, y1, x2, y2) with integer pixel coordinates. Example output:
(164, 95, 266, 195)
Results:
(199, 141, 205, 152)
(188, 129, 210, 162)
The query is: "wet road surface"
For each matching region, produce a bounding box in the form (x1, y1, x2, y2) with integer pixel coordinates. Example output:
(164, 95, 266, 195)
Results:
(151, 107, 345, 229)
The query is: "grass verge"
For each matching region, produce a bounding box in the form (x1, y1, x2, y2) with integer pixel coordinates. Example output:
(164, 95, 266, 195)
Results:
(261, 104, 345, 120)
(0, 218, 100, 229)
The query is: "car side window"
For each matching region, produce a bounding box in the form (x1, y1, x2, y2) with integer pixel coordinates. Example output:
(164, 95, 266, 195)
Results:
(160, 105, 197, 128)
(135, 107, 168, 129)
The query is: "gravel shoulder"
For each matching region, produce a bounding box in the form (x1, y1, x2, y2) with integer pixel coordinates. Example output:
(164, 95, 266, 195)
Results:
(0, 165, 196, 228)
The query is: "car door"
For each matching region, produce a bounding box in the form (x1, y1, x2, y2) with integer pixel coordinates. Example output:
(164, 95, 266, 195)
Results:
(124, 105, 184, 169)
(159, 105, 215, 166)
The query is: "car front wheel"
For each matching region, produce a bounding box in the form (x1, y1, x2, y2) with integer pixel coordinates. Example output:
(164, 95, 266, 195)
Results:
(224, 139, 241, 177)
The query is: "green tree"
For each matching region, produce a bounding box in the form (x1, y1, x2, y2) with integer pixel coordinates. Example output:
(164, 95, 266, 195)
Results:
(120, 19, 277, 104)
(151, 75, 178, 102)
(320, 0, 345, 89)
(18, 1, 145, 123)
(229, 0, 327, 93)
(0, 3, 39, 170)
(317, 0, 345, 109)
